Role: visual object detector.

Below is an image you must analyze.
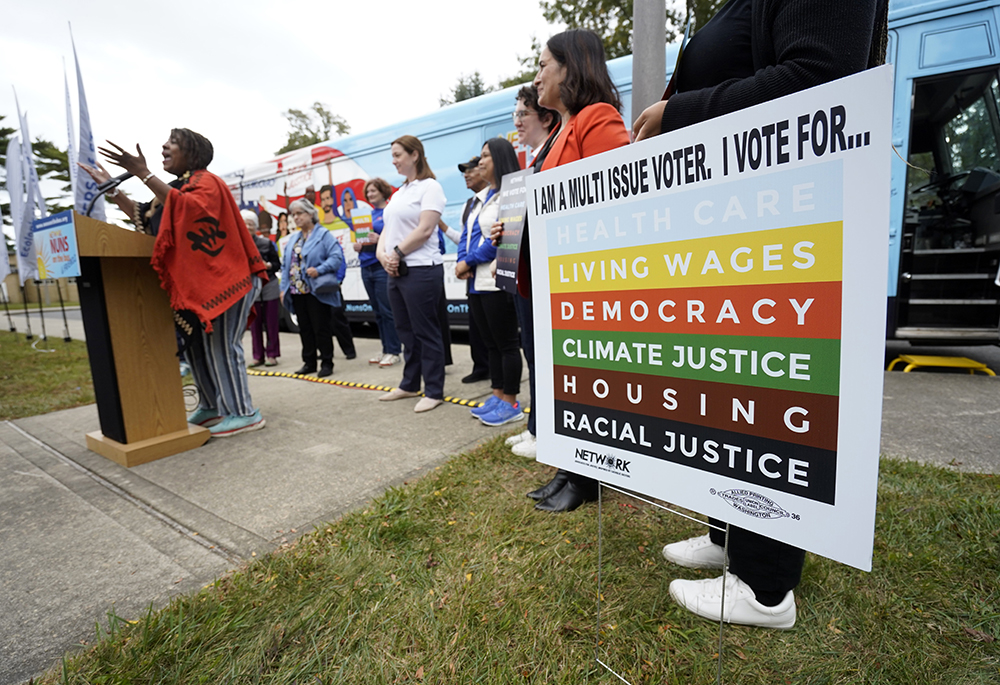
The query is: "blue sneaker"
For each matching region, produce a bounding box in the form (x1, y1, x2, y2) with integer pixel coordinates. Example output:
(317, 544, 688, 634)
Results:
(187, 407, 221, 427)
(209, 410, 266, 438)
(478, 400, 524, 427)
(471, 395, 502, 418)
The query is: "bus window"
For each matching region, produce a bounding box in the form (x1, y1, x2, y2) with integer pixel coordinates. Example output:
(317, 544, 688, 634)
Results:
(906, 69, 1000, 250)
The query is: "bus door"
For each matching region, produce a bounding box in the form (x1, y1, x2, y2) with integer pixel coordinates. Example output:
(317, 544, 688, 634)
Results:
(896, 67, 1000, 342)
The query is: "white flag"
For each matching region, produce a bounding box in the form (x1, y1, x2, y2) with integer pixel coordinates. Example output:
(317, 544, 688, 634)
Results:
(65, 65, 78, 208)
(6, 137, 23, 231)
(11, 135, 37, 285)
(0, 204, 11, 287)
(6, 137, 28, 283)
(71, 29, 104, 221)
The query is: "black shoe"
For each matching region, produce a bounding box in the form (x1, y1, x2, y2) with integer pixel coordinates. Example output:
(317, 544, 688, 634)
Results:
(294, 364, 317, 375)
(534, 478, 598, 513)
(462, 369, 490, 384)
(344, 352, 357, 360)
(317, 363, 334, 378)
(526, 469, 569, 501)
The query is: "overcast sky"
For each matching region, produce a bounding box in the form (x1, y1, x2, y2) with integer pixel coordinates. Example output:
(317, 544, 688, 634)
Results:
(1, 0, 561, 232)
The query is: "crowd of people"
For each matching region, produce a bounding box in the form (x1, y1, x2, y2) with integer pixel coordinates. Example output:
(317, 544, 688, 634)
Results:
(81, 1, 889, 632)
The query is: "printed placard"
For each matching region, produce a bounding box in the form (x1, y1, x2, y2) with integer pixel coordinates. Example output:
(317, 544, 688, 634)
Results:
(527, 67, 894, 571)
(33, 210, 81, 279)
(495, 168, 532, 293)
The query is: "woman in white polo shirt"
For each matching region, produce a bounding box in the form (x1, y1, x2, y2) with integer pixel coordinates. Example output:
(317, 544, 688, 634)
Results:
(376, 135, 448, 413)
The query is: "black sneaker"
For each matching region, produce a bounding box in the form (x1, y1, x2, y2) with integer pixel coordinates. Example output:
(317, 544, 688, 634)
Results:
(462, 370, 490, 384)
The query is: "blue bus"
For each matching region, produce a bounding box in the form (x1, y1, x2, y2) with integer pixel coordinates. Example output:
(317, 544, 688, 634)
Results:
(225, 0, 1000, 343)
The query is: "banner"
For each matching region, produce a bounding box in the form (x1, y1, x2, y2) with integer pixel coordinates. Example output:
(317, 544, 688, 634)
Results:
(71, 29, 105, 221)
(65, 66, 78, 206)
(33, 210, 80, 280)
(527, 66, 893, 571)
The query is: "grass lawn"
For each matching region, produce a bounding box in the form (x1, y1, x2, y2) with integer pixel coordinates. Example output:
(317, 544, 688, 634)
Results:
(42, 440, 999, 684)
(0, 330, 94, 420)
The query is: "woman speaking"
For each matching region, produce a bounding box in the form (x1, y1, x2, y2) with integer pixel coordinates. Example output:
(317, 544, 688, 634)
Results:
(80, 129, 267, 437)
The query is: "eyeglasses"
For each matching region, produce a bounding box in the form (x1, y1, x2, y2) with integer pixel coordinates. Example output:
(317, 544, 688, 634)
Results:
(512, 110, 536, 121)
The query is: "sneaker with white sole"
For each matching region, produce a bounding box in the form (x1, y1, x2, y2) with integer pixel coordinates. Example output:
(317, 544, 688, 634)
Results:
(511, 434, 536, 458)
(669, 574, 796, 629)
(187, 407, 222, 427)
(662, 534, 727, 569)
(479, 399, 524, 426)
(470, 395, 502, 418)
(209, 410, 266, 438)
(369, 355, 382, 364)
(505, 430, 531, 447)
(379, 354, 402, 367)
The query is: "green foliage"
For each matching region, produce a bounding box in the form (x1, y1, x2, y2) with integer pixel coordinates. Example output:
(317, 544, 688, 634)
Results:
(498, 37, 543, 90)
(440, 72, 496, 107)
(275, 102, 350, 155)
(42, 442, 1000, 684)
(539, 0, 726, 59)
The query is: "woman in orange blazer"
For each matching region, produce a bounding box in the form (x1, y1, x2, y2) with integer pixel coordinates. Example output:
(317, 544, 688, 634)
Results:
(527, 29, 631, 513)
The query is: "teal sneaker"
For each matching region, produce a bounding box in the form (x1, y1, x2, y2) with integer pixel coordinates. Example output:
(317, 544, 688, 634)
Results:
(209, 410, 266, 438)
(187, 407, 222, 427)
(471, 395, 502, 418)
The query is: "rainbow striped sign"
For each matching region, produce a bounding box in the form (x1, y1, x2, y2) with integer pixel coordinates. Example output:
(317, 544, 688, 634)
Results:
(528, 67, 893, 570)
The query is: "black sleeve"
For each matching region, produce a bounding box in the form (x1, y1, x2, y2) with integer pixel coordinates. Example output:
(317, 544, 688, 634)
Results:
(662, 0, 886, 133)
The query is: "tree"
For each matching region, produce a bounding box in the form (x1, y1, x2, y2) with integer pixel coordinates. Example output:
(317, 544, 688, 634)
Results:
(539, 0, 725, 59)
(275, 102, 350, 155)
(498, 37, 543, 90)
(440, 72, 495, 107)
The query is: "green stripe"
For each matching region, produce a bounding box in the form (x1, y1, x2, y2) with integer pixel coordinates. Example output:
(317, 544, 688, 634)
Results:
(552, 330, 840, 395)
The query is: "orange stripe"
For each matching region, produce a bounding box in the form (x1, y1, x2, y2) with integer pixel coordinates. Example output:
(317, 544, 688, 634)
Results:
(550, 281, 842, 339)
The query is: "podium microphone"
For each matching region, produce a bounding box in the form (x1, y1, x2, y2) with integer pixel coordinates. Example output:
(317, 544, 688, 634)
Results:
(86, 172, 134, 217)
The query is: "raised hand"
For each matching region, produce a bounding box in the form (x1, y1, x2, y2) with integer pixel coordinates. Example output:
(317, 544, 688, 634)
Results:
(98, 141, 150, 178)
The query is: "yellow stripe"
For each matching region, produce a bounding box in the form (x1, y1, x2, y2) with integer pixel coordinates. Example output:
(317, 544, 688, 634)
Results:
(548, 222, 841, 292)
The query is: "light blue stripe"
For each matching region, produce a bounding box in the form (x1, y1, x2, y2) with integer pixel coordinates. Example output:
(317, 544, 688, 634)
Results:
(543, 160, 843, 257)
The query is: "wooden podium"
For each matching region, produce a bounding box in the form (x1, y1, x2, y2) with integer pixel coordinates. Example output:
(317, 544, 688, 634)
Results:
(75, 213, 209, 467)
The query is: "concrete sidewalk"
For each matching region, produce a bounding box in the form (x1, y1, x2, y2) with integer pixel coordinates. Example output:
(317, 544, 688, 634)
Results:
(1, 335, 524, 685)
(2, 334, 999, 684)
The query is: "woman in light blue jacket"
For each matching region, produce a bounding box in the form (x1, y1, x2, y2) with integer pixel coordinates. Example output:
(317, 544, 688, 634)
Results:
(280, 199, 345, 378)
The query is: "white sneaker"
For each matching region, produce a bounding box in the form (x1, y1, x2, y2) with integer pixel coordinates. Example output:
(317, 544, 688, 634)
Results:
(379, 353, 402, 367)
(511, 434, 537, 458)
(669, 574, 796, 629)
(368, 355, 382, 364)
(505, 430, 531, 447)
(662, 534, 726, 569)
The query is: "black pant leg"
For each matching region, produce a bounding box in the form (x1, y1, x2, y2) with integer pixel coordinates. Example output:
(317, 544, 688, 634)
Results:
(706, 518, 804, 605)
(291, 294, 317, 366)
(330, 301, 355, 357)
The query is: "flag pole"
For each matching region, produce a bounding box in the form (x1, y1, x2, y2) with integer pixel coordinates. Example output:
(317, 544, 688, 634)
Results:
(56, 279, 71, 342)
(34, 280, 48, 340)
(2, 284, 14, 332)
(21, 284, 33, 340)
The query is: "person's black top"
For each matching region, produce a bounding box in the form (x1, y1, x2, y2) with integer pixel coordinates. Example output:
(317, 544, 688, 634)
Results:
(675, 0, 753, 94)
(661, 0, 889, 133)
(136, 175, 188, 236)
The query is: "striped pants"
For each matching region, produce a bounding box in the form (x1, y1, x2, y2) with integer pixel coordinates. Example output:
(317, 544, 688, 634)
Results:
(185, 276, 261, 417)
